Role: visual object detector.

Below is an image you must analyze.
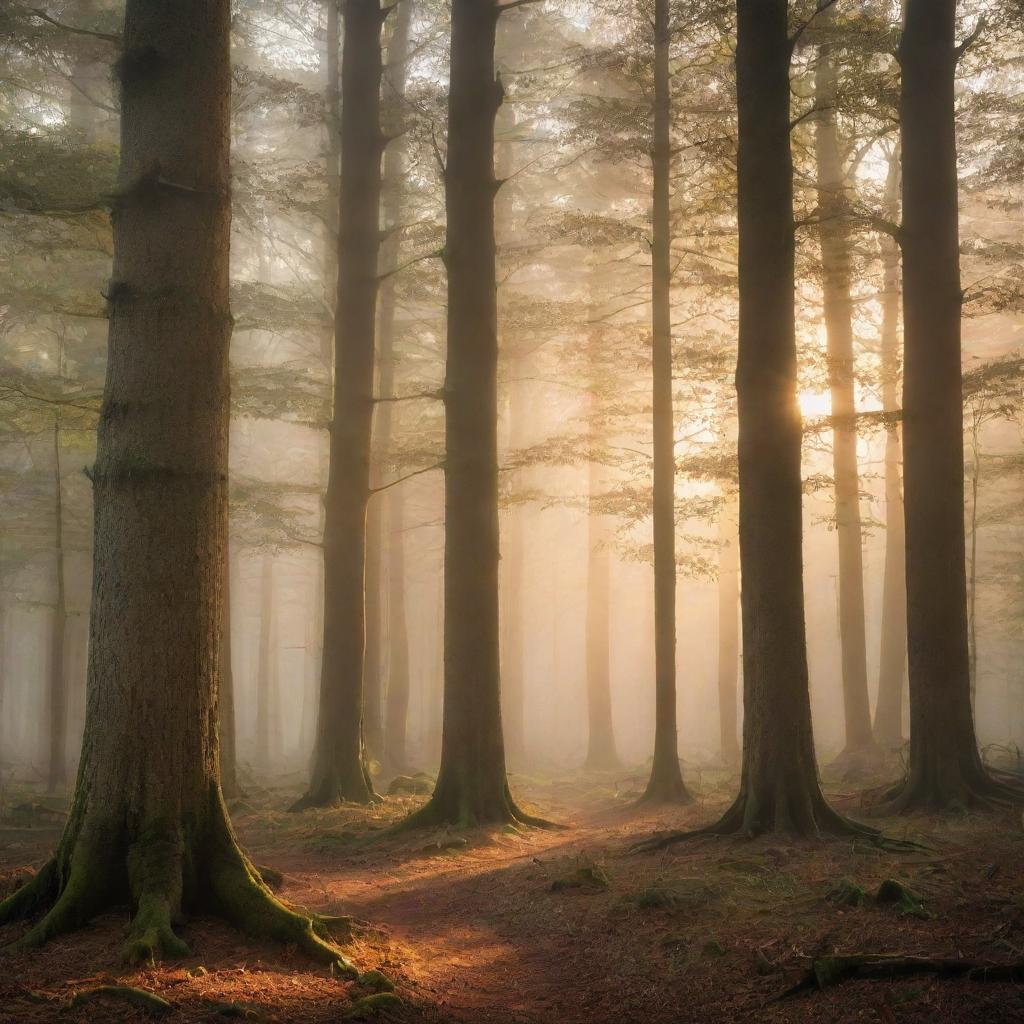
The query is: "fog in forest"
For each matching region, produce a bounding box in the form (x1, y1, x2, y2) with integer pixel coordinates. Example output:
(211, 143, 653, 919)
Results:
(1, 1, 1023, 1021)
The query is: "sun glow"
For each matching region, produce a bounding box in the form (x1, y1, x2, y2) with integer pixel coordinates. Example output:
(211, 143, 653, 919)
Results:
(798, 388, 832, 420)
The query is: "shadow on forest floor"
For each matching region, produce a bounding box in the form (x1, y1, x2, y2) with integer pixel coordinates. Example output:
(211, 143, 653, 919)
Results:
(1, 764, 1023, 1023)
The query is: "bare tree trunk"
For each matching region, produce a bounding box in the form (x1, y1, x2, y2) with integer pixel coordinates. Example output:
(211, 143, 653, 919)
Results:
(881, 0, 1011, 811)
(220, 551, 241, 798)
(967, 413, 980, 714)
(813, 16, 875, 760)
(296, 0, 385, 808)
(403, 0, 540, 828)
(701, 0, 862, 837)
(873, 147, 907, 748)
(716, 487, 740, 766)
(47, 415, 68, 793)
(0, 1, 348, 965)
(500, 374, 527, 768)
(642, 0, 691, 805)
(583, 326, 620, 772)
(377, 0, 414, 776)
(363, 506, 385, 764)
(255, 551, 275, 774)
(320, 0, 340, 369)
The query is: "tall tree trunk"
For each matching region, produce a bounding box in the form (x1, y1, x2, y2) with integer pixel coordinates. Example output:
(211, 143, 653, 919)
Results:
(220, 552, 241, 798)
(47, 415, 68, 793)
(873, 147, 908, 747)
(378, 0, 414, 776)
(363, 503, 385, 765)
(254, 551, 276, 773)
(583, 328, 620, 773)
(716, 487, 740, 766)
(642, 0, 691, 805)
(495, 100, 526, 770)
(381, 496, 410, 774)
(0, 1, 347, 965)
(320, 0, 341, 370)
(813, 17, 875, 759)
(883, 0, 1011, 810)
(403, 0, 540, 828)
(295, 0, 385, 809)
(697, 0, 863, 838)
(0, 562, 6, 783)
(967, 413, 980, 714)
(500, 374, 527, 767)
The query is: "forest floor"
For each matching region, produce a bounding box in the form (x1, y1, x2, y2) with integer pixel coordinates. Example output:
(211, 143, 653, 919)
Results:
(2, 763, 1024, 1023)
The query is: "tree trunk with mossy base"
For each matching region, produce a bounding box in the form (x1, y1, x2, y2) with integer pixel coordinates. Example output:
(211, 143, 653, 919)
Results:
(878, 0, 1017, 812)
(0, 0, 354, 970)
(293, 0, 387, 810)
(641, 0, 691, 806)
(813, 13, 876, 764)
(638, 0, 873, 843)
(401, 0, 543, 831)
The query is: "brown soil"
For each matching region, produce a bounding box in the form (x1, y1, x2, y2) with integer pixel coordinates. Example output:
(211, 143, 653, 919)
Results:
(2, 768, 1023, 1023)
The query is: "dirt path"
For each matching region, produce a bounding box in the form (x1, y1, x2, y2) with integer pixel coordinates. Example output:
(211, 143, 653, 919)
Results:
(3, 778, 1024, 1023)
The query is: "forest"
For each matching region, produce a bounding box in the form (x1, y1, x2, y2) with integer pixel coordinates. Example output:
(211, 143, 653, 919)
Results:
(0, 0, 1023, 1021)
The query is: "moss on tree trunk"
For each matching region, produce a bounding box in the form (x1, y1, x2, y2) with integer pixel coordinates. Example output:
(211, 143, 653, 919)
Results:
(0, 0, 353, 970)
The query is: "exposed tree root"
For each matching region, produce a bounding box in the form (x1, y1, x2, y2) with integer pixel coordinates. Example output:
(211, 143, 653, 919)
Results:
(829, 742, 884, 778)
(631, 787, 920, 853)
(869, 763, 1024, 816)
(288, 766, 381, 812)
(0, 786, 358, 974)
(390, 782, 557, 834)
(782, 953, 1024, 997)
(68, 985, 172, 1014)
(636, 772, 693, 808)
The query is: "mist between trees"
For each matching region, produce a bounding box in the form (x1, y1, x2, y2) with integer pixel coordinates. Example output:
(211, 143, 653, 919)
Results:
(0, 0, 1022, 997)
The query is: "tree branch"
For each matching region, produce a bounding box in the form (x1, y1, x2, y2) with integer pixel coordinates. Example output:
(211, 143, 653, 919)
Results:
(369, 461, 444, 495)
(29, 8, 120, 44)
(788, 0, 839, 51)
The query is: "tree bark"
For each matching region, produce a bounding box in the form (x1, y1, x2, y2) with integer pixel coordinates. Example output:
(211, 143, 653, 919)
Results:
(967, 412, 980, 714)
(219, 552, 240, 799)
(402, 0, 540, 828)
(47, 415, 68, 793)
(873, 147, 908, 748)
(378, 0, 413, 776)
(320, 0, 341, 370)
(0, 0, 349, 967)
(295, 0, 385, 809)
(813, 17, 875, 759)
(642, 0, 691, 805)
(500, 373, 527, 768)
(716, 487, 740, 766)
(583, 327, 620, 773)
(702, 0, 864, 837)
(363, 501, 385, 764)
(881, 0, 1011, 811)
(254, 550, 277, 773)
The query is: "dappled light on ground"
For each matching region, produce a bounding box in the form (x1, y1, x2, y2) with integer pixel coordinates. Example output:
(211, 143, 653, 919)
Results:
(2, 769, 1024, 1023)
